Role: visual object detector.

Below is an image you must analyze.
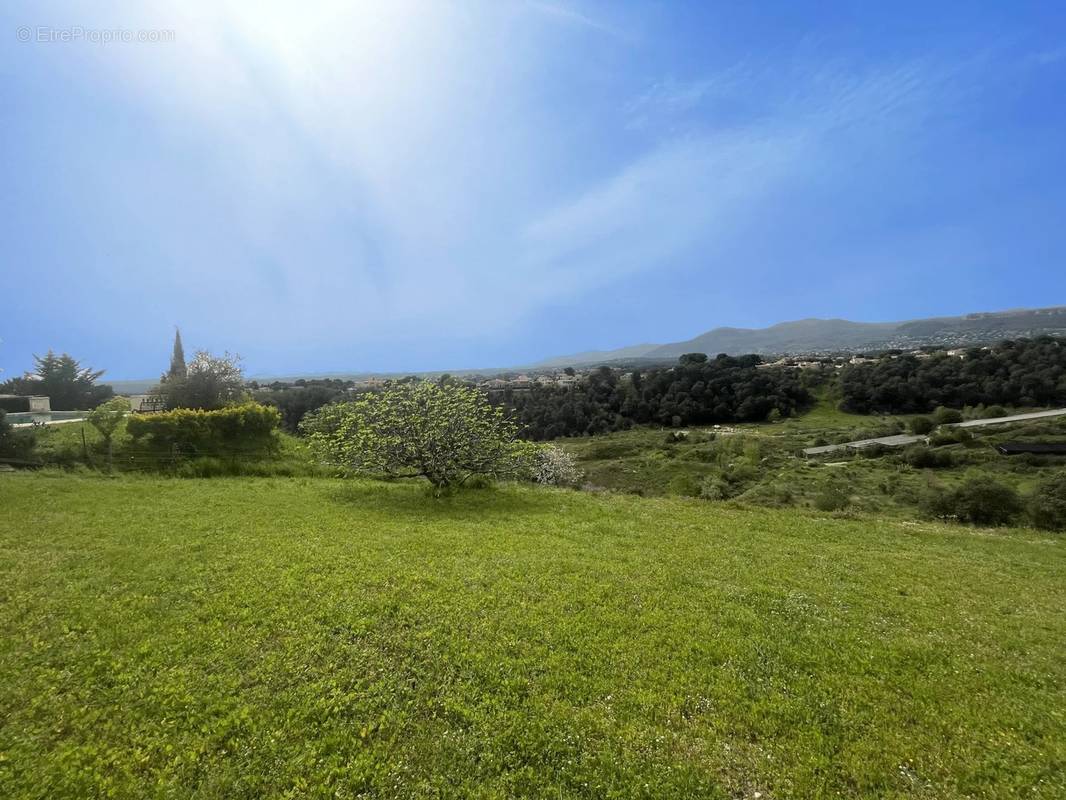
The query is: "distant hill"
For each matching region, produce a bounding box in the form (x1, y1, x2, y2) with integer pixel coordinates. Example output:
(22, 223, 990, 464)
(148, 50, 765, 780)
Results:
(531, 344, 661, 369)
(536, 306, 1066, 367)
(107, 379, 159, 394)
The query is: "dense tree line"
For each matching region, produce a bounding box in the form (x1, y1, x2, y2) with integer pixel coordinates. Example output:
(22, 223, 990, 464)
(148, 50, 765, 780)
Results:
(0, 351, 113, 410)
(497, 354, 811, 440)
(253, 381, 350, 433)
(840, 337, 1066, 414)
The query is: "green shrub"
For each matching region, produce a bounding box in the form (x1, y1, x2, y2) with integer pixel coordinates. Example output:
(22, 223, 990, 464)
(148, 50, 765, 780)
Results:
(918, 486, 956, 519)
(933, 406, 964, 425)
(1028, 474, 1066, 531)
(954, 478, 1022, 525)
(698, 461, 759, 501)
(126, 403, 280, 460)
(921, 476, 1023, 526)
(813, 485, 850, 512)
(699, 477, 734, 501)
(0, 410, 36, 461)
(910, 416, 935, 435)
(903, 445, 954, 469)
(723, 463, 759, 486)
(928, 427, 973, 448)
(667, 474, 702, 497)
(708, 434, 765, 467)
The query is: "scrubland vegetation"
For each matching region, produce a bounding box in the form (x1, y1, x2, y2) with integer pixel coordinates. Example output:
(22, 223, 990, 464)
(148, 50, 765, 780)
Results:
(559, 397, 1066, 529)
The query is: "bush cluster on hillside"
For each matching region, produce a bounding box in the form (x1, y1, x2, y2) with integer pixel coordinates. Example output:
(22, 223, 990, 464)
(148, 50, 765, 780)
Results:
(921, 476, 1024, 526)
(919, 475, 1045, 527)
(902, 444, 955, 469)
(813, 484, 851, 512)
(840, 337, 1066, 414)
(1028, 473, 1066, 531)
(500, 354, 811, 440)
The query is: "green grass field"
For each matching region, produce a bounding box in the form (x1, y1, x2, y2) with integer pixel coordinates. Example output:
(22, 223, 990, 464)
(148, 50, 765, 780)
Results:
(2, 473, 1064, 798)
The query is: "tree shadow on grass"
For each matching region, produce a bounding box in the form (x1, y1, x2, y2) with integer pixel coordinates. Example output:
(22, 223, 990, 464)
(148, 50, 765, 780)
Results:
(322, 478, 555, 522)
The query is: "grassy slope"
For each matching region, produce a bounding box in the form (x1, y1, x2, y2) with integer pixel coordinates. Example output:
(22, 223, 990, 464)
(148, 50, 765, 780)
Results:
(1, 475, 1064, 798)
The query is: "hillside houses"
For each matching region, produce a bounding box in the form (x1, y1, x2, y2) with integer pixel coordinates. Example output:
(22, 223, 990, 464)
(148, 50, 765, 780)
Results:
(479, 372, 580, 392)
(756, 358, 826, 370)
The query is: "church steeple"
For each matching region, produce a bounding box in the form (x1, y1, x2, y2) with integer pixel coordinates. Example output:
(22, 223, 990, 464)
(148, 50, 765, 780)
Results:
(168, 327, 187, 380)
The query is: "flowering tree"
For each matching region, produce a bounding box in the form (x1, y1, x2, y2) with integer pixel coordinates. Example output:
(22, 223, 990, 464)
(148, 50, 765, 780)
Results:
(302, 382, 529, 491)
(527, 444, 583, 486)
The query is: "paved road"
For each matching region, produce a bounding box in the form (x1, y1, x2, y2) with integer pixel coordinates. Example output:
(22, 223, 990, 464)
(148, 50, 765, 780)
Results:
(802, 407, 1066, 457)
(947, 408, 1066, 428)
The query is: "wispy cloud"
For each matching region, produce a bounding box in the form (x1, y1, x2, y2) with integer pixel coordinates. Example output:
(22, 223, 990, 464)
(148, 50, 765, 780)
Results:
(624, 71, 746, 131)
(517, 59, 941, 305)
(524, 0, 627, 40)
(518, 130, 802, 296)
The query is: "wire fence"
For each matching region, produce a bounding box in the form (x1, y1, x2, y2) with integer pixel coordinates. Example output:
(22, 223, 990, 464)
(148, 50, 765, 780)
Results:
(1, 447, 316, 474)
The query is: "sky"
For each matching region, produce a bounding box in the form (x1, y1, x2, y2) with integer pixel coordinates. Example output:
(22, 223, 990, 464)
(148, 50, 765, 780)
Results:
(3, 1, 1066, 379)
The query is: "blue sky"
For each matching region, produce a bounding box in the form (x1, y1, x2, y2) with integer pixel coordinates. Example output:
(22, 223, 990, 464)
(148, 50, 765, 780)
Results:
(3, 1, 1066, 379)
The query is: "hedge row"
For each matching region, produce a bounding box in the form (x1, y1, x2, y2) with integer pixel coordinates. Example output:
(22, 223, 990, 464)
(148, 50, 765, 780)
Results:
(126, 403, 280, 457)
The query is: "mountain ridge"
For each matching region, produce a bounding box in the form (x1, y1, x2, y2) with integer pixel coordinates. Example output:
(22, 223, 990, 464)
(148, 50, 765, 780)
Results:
(534, 305, 1066, 368)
